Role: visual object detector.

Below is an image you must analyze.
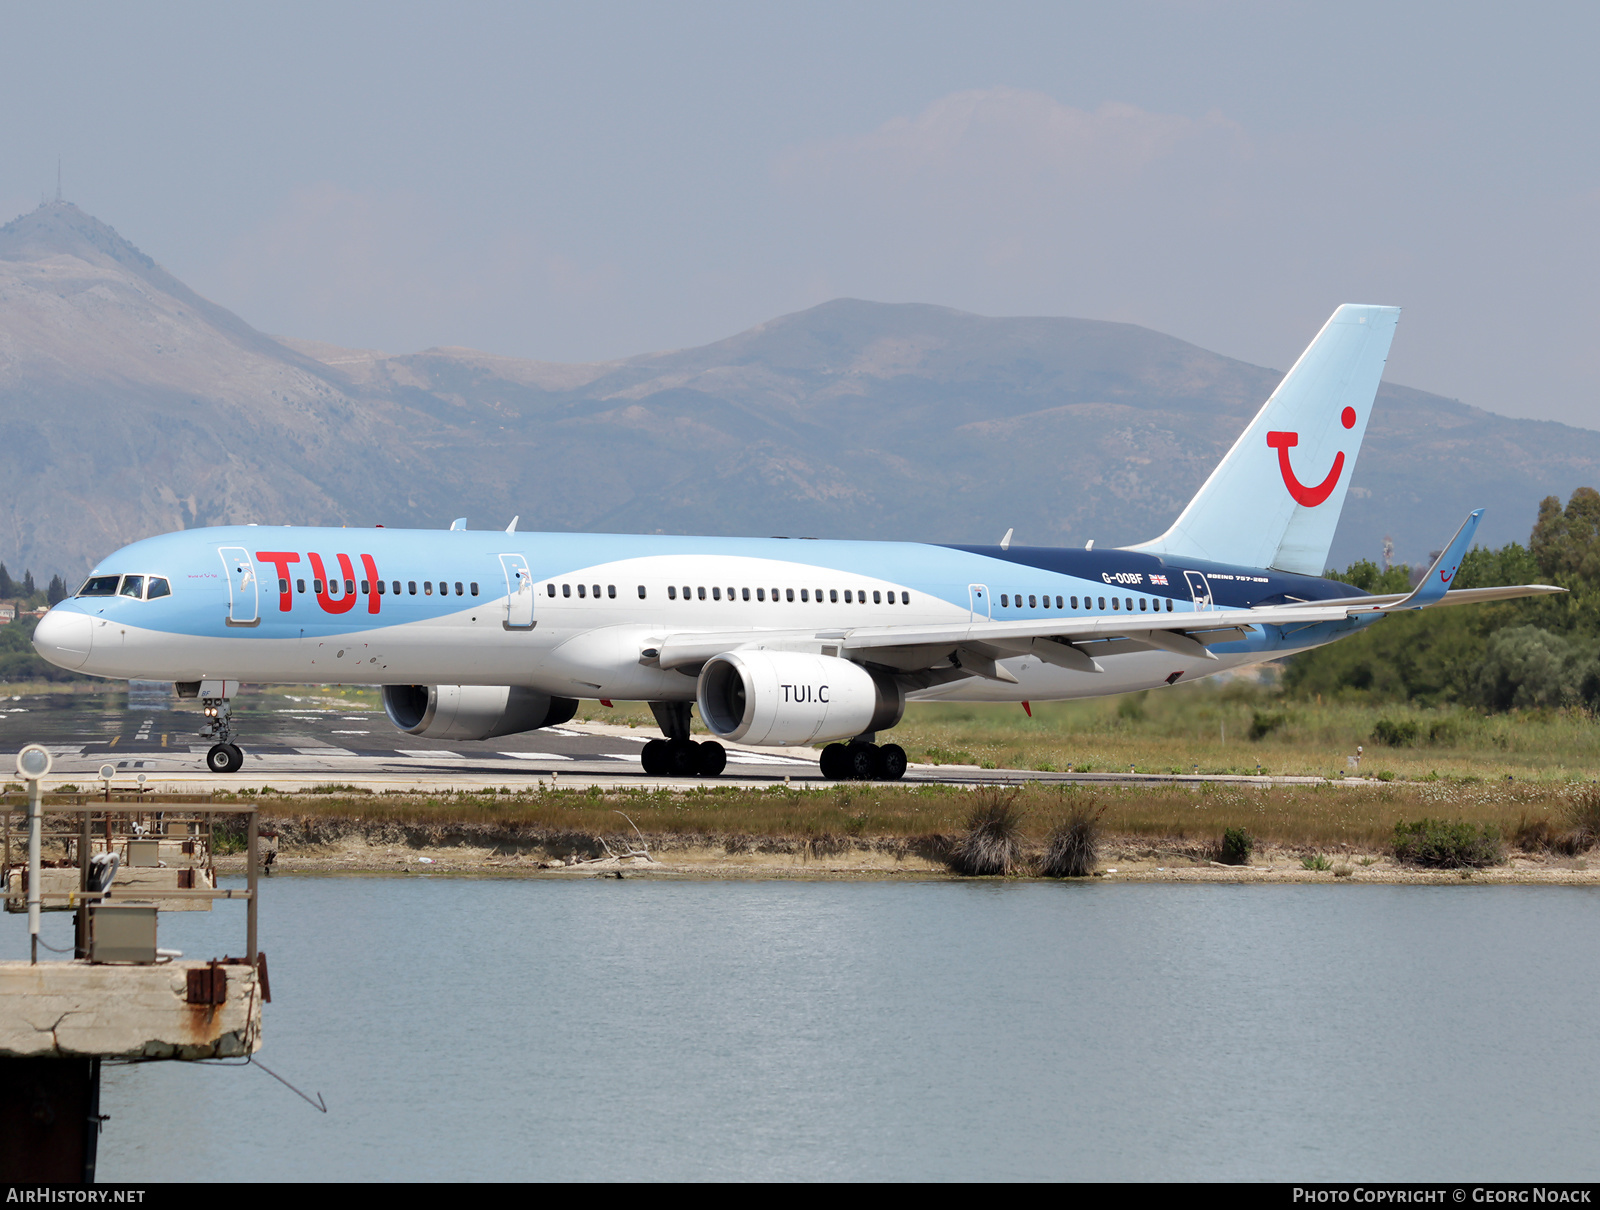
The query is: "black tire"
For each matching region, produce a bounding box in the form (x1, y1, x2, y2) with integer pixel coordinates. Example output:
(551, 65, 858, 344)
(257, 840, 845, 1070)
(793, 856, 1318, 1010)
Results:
(845, 743, 878, 780)
(207, 743, 243, 774)
(696, 741, 727, 777)
(641, 738, 668, 776)
(666, 738, 700, 777)
(878, 743, 908, 781)
(819, 743, 848, 780)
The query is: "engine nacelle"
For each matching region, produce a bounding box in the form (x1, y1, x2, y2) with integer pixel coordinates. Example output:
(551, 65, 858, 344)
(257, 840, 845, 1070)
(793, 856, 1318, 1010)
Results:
(382, 685, 579, 741)
(696, 650, 903, 746)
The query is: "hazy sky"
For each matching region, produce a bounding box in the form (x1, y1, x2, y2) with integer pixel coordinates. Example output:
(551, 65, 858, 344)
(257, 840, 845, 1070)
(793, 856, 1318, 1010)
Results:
(3, 1, 1596, 428)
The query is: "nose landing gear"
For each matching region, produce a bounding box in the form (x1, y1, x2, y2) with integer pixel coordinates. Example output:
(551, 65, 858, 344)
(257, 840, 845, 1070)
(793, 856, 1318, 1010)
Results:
(200, 695, 245, 774)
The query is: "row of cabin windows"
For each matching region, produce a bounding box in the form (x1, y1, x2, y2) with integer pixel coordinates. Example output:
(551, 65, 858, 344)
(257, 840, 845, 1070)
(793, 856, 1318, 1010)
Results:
(998, 592, 1175, 613)
(278, 579, 480, 597)
(544, 584, 914, 605)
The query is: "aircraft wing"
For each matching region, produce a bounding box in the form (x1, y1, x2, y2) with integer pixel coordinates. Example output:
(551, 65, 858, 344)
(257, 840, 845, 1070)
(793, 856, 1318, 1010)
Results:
(654, 582, 1565, 681)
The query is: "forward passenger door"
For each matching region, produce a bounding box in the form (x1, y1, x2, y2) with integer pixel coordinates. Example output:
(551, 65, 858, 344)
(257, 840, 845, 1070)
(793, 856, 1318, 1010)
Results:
(219, 547, 259, 627)
(500, 554, 535, 630)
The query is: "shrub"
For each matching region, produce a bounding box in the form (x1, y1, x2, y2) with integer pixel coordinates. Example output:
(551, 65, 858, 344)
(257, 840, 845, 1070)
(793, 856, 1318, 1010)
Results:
(1219, 827, 1253, 865)
(1559, 785, 1600, 853)
(948, 789, 1026, 876)
(1301, 853, 1332, 871)
(1392, 819, 1504, 868)
(1040, 800, 1104, 878)
(1427, 719, 1460, 747)
(1372, 717, 1420, 747)
(1472, 626, 1586, 712)
(1249, 710, 1288, 740)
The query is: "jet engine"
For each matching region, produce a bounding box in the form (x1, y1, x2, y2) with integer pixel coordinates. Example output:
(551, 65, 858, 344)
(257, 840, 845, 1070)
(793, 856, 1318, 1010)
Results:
(381, 685, 579, 741)
(696, 650, 903, 746)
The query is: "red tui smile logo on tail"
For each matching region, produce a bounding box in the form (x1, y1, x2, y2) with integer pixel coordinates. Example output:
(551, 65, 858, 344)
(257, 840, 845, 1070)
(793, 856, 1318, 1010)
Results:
(1267, 406, 1357, 507)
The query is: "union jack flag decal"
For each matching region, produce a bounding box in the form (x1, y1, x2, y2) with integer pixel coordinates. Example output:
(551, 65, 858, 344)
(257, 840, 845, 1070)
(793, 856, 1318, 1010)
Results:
(1150, 574, 1169, 586)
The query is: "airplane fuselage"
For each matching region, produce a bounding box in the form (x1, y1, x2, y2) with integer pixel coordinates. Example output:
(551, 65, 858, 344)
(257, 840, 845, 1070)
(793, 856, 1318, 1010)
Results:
(35, 524, 1373, 702)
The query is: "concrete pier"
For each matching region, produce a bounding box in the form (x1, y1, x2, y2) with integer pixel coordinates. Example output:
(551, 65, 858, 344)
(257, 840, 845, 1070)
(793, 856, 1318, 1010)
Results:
(0, 958, 263, 1060)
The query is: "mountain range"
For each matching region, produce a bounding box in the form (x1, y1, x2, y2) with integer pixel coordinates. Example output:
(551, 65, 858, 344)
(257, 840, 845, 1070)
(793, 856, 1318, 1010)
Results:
(2, 199, 1597, 581)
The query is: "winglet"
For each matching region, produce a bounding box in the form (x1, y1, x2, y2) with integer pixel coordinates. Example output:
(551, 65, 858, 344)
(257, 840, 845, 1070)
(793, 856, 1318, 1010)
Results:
(1383, 510, 1483, 610)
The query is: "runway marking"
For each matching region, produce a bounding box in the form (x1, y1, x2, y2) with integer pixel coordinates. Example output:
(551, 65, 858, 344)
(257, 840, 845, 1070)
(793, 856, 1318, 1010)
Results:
(395, 749, 465, 760)
(497, 752, 573, 761)
(723, 751, 814, 766)
(293, 746, 358, 757)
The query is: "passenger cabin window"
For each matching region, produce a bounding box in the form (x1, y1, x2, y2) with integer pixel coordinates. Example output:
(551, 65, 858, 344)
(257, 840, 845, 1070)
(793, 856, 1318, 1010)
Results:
(713, 587, 722, 600)
(637, 585, 646, 599)
(578, 584, 587, 598)
(279, 578, 289, 595)
(562, 584, 571, 598)
(1098, 597, 1106, 610)
(391, 581, 400, 595)
(844, 590, 852, 603)
(424, 582, 433, 595)
(547, 584, 556, 596)
(698, 587, 707, 600)
(756, 588, 765, 601)
(786, 588, 794, 602)
(607, 585, 616, 599)
(298, 579, 307, 594)
(668, 586, 678, 600)
(408, 581, 417, 595)
(471, 583, 479, 596)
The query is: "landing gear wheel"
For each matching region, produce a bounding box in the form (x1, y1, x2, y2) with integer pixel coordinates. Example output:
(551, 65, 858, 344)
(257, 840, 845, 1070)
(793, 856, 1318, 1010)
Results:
(666, 738, 700, 777)
(641, 738, 669, 776)
(820, 743, 849, 780)
(878, 744, 908, 781)
(206, 743, 244, 774)
(696, 741, 727, 777)
(845, 743, 879, 781)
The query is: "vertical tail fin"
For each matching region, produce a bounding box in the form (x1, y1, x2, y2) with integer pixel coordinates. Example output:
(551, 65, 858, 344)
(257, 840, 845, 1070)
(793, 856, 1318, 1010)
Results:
(1129, 304, 1400, 575)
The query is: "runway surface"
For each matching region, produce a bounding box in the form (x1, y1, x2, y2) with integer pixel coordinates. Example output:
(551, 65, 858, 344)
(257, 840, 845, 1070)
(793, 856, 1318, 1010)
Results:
(0, 685, 1328, 793)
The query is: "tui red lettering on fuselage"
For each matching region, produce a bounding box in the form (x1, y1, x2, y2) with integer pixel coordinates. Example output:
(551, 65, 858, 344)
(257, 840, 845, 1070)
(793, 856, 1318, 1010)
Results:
(256, 552, 382, 615)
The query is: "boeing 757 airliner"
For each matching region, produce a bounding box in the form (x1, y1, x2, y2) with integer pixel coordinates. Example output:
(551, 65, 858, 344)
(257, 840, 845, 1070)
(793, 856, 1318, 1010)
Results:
(31, 306, 1562, 778)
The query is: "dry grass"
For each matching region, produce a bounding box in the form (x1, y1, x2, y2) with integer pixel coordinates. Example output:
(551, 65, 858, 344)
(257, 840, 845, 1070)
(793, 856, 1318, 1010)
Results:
(948, 789, 1028, 876)
(1039, 799, 1104, 878)
(179, 777, 1597, 856)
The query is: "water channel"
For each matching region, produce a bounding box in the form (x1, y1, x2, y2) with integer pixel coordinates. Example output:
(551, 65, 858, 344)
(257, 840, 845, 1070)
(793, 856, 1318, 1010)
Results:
(11, 876, 1596, 1181)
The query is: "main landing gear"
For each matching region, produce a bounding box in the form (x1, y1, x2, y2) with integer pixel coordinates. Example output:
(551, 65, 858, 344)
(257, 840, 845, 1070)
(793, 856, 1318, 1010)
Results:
(200, 694, 245, 774)
(820, 741, 908, 782)
(640, 701, 727, 778)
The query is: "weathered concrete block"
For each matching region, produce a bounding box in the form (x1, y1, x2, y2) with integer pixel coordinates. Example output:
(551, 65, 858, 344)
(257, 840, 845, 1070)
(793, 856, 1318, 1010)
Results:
(4, 865, 216, 911)
(0, 960, 262, 1059)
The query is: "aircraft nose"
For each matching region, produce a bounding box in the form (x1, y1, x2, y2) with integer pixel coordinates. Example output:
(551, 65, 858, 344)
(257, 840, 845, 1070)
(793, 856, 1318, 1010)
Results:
(33, 608, 93, 671)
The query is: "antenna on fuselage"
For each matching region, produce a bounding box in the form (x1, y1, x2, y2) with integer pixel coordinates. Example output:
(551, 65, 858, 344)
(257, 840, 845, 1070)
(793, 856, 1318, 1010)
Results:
(505, 516, 519, 533)
(1000, 528, 1013, 551)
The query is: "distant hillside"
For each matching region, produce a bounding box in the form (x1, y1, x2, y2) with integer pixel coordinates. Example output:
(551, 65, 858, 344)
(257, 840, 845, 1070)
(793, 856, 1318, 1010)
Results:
(3, 200, 1598, 579)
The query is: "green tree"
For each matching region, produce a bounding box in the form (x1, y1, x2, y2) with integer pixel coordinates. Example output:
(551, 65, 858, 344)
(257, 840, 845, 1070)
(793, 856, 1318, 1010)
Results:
(1531, 487, 1600, 586)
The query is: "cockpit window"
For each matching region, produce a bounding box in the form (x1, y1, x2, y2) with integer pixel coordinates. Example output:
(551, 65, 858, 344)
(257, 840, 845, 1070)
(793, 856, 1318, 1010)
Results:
(76, 574, 172, 600)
